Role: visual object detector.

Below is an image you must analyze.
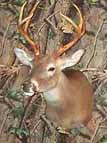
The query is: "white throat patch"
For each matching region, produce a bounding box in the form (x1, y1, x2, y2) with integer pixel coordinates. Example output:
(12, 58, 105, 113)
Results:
(43, 88, 60, 106)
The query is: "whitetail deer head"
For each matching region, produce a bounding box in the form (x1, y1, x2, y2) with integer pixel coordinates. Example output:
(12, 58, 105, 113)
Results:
(14, 48, 93, 130)
(14, 48, 84, 93)
(14, 2, 93, 130)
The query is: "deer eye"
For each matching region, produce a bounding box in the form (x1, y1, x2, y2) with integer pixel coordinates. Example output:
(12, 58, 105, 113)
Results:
(48, 67, 55, 72)
(47, 63, 55, 72)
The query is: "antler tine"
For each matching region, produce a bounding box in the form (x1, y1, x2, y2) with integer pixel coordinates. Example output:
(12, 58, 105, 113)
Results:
(53, 3, 85, 58)
(24, 1, 40, 33)
(73, 3, 83, 33)
(18, 1, 40, 56)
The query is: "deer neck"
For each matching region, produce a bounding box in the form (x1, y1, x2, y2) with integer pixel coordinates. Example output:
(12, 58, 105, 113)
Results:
(43, 72, 71, 107)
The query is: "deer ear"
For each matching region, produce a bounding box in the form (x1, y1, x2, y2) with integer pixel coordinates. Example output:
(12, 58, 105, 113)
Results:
(14, 48, 34, 68)
(58, 49, 85, 70)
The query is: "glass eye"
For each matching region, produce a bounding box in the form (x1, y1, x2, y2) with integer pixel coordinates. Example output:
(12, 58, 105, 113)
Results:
(48, 67, 55, 72)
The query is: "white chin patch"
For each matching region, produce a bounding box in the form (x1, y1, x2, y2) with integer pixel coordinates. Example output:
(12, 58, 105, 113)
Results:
(24, 91, 34, 96)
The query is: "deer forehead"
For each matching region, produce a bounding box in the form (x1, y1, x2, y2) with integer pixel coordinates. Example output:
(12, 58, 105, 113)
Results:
(33, 55, 58, 71)
(35, 54, 56, 64)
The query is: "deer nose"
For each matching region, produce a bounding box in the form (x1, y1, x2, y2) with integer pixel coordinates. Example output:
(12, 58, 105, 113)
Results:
(31, 79, 39, 91)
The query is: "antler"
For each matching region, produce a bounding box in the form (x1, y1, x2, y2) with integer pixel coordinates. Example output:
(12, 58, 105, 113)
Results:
(18, 1, 40, 56)
(18, 2, 85, 58)
(53, 3, 85, 58)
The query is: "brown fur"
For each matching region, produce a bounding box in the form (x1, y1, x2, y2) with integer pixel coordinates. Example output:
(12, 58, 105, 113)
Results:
(46, 70, 93, 129)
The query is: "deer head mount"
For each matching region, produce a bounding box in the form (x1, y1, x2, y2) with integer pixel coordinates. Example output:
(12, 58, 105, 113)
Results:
(14, 1, 93, 131)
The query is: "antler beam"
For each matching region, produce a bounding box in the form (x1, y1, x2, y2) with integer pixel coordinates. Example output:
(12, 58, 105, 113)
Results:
(18, 1, 40, 55)
(54, 3, 85, 58)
